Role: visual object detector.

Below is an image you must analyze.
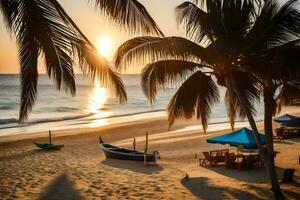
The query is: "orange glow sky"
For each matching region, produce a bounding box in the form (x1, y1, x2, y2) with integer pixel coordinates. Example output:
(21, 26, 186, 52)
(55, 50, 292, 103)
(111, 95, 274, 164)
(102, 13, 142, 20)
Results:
(0, 0, 185, 74)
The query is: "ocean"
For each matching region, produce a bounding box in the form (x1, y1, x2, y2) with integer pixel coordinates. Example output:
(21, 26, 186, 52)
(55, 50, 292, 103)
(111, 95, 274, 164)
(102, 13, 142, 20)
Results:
(0, 74, 264, 136)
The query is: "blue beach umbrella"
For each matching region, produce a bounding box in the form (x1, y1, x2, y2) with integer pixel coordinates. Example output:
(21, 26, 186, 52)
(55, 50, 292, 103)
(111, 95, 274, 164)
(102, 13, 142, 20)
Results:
(207, 128, 266, 149)
(274, 114, 300, 123)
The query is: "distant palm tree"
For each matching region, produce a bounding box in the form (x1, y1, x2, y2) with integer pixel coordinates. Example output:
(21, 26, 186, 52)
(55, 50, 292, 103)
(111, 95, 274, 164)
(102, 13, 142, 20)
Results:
(0, 0, 163, 120)
(114, 0, 300, 198)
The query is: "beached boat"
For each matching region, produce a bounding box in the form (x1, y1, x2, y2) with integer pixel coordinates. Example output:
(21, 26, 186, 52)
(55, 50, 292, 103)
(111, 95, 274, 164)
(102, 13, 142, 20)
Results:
(99, 137, 156, 162)
(34, 131, 64, 150)
(34, 142, 64, 150)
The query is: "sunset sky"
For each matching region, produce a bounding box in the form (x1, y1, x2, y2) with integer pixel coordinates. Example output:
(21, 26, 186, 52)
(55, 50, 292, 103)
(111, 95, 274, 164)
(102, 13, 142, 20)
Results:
(0, 0, 185, 74)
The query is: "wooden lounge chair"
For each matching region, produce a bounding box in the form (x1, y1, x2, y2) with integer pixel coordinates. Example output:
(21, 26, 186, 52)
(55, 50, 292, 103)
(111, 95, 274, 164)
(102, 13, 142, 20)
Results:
(274, 127, 285, 141)
(237, 145, 244, 153)
(250, 154, 262, 168)
(281, 168, 295, 183)
(199, 152, 218, 167)
(225, 152, 237, 169)
(216, 149, 229, 163)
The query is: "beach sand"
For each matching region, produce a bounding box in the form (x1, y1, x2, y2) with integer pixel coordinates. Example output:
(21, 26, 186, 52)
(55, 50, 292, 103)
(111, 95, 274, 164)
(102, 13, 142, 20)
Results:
(1, 107, 300, 200)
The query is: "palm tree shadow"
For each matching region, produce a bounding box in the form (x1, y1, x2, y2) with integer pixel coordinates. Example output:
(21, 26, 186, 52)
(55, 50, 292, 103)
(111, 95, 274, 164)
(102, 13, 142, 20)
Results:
(181, 177, 271, 200)
(101, 159, 163, 174)
(38, 174, 84, 200)
(202, 165, 285, 183)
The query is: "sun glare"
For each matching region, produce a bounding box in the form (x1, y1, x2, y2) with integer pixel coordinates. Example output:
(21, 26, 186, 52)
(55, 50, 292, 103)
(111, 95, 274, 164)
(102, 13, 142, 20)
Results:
(88, 80, 107, 114)
(97, 36, 113, 59)
(88, 80, 111, 127)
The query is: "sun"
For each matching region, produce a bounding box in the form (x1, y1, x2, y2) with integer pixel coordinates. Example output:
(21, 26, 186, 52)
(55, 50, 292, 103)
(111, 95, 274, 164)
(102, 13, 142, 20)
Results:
(97, 36, 113, 59)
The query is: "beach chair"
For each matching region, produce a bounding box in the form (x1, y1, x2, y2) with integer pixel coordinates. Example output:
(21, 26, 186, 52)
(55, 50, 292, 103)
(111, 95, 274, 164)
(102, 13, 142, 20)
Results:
(200, 152, 218, 167)
(216, 149, 228, 163)
(237, 145, 244, 153)
(250, 154, 262, 168)
(280, 168, 295, 183)
(274, 128, 284, 141)
(225, 152, 237, 169)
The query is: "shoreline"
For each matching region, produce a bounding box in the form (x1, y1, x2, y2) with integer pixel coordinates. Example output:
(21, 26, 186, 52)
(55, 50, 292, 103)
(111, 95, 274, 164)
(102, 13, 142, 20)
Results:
(1, 107, 300, 199)
(0, 113, 259, 144)
(0, 105, 299, 143)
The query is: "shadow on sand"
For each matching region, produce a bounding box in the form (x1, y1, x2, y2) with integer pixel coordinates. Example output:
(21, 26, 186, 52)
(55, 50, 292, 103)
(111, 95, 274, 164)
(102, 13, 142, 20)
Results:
(202, 165, 285, 183)
(101, 159, 163, 174)
(181, 177, 272, 200)
(273, 140, 294, 145)
(38, 174, 84, 200)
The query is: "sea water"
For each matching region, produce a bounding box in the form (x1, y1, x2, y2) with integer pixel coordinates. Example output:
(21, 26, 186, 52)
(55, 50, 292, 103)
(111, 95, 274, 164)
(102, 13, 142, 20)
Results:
(0, 74, 264, 136)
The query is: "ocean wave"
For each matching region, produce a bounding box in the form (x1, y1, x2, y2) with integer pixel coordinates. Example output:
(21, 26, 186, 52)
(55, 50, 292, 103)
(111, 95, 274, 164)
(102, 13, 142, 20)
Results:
(0, 118, 18, 124)
(0, 109, 166, 128)
(48, 107, 81, 112)
(0, 105, 15, 110)
(0, 114, 94, 130)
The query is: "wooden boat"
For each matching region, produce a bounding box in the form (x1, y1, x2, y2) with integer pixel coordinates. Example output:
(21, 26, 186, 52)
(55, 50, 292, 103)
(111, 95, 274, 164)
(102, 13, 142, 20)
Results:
(34, 130, 64, 150)
(99, 137, 156, 162)
(34, 142, 64, 150)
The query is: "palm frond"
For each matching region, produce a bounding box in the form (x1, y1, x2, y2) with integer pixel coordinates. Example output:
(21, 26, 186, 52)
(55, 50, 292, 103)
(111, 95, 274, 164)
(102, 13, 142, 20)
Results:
(263, 0, 300, 47)
(49, 0, 127, 101)
(0, 0, 20, 30)
(241, 39, 300, 80)
(243, 0, 300, 56)
(78, 43, 127, 103)
(277, 81, 300, 107)
(225, 71, 260, 130)
(16, 1, 39, 120)
(10, 0, 78, 120)
(168, 71, 219, 133)
(92, 0, 163, 36)
(226, 71, 260, 119)
(1, 0, 127, 120)
(176, 1, 214, 43)
(141, 60, 207, 103)
(225, 89, 237, 130)
(221, 0, 255, 39)
(114, 36, 209, 72)
(244, 0, 275, 51)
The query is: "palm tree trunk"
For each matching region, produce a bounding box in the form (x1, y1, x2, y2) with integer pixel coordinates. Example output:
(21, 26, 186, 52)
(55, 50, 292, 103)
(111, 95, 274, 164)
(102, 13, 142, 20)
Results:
(226, 77, 284, 199)
(263, 85, 283, 198)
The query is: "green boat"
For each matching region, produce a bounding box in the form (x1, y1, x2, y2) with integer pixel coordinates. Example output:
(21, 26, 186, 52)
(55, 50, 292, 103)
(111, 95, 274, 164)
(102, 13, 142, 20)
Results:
(34, 131, 64, 150)
(34, 142, 64, 150)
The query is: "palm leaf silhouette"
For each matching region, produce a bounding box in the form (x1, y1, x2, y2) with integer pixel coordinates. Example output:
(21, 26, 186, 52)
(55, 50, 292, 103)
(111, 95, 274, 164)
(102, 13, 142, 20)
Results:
(0, 0, 162, 120)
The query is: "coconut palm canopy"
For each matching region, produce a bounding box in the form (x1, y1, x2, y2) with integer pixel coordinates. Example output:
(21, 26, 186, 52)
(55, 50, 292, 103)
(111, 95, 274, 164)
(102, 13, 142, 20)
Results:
(114, 0, 300, 133)
(0, 0, 163, 121)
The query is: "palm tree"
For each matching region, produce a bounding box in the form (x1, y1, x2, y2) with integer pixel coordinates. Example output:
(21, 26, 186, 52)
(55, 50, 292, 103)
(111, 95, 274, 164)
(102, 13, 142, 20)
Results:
(238, 1, 300, 195)
(114, 0, 300, 198)
(0, 0, 163, 120)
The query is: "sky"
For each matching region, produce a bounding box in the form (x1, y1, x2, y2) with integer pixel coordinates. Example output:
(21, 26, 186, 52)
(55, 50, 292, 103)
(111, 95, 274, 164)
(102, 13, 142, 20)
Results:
(0, 0, 185, 74)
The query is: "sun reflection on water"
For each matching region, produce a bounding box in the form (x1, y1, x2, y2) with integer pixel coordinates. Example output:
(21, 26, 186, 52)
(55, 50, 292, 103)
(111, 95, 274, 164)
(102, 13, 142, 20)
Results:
(88, 80, 111, 127)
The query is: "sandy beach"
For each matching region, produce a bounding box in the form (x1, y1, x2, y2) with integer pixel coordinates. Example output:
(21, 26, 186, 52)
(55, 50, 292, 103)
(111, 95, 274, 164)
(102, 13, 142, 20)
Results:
(1, 107, 300, 200)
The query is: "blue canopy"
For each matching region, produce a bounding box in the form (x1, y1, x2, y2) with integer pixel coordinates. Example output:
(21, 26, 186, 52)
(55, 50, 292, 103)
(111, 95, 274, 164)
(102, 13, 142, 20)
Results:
(207, 128, 266, 149)
(274, 114, 300, 123)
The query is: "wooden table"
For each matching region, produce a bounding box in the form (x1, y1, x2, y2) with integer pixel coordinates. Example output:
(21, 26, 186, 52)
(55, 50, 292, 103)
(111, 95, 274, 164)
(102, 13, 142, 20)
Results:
(235, 152, 261, 170)
(283, 127, 300, 137)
